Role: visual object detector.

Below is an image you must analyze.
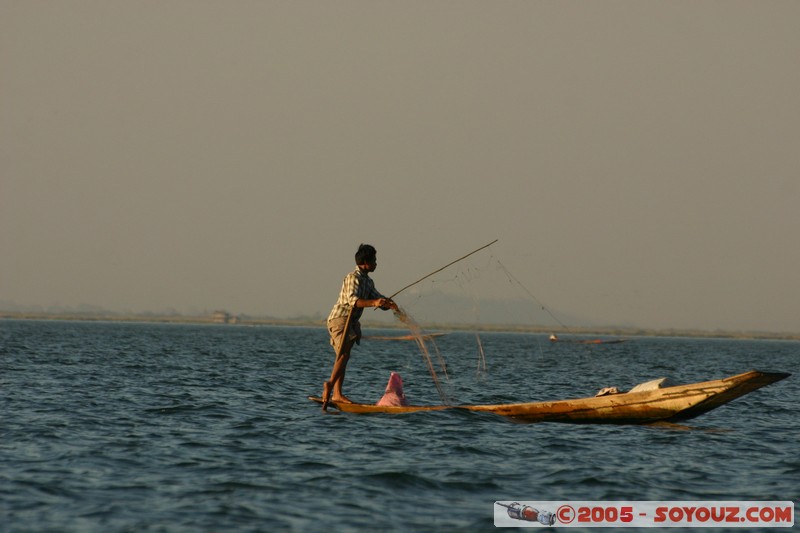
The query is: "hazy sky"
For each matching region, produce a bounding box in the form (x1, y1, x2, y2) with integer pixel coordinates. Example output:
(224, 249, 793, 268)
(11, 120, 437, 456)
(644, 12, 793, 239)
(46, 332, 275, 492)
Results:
(2, 1, 799, 332)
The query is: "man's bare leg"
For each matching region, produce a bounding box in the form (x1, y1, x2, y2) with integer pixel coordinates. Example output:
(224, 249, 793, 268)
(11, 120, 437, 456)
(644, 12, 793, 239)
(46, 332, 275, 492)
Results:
(321, 351, 351, 410)
(330, 354, 352, 403)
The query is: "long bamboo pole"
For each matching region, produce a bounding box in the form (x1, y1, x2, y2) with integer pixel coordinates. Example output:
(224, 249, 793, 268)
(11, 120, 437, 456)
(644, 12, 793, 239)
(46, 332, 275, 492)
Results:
(388, 239, 498, 300)
(321, 307, 355, 411)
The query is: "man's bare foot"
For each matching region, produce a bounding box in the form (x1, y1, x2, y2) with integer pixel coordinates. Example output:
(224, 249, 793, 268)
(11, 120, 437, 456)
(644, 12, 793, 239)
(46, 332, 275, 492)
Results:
(331, 394, 353, 404)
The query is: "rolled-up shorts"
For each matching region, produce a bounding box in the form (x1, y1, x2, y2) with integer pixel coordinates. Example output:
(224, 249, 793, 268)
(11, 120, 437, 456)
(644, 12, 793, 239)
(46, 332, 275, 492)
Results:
(327, 316, 362, 355)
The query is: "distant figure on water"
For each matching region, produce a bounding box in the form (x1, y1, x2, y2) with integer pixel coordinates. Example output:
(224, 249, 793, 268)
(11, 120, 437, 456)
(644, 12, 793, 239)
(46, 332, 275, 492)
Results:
(322, 244, 398, 410)
(376, 372, 409, 406)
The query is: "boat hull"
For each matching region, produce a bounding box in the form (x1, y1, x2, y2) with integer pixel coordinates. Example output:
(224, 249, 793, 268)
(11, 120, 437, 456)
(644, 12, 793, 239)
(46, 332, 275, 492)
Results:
(310, 370, 790, 424)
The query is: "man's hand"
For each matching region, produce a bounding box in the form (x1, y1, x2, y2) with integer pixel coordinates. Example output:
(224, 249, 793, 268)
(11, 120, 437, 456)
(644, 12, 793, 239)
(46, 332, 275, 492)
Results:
(377, 298, 397, 311)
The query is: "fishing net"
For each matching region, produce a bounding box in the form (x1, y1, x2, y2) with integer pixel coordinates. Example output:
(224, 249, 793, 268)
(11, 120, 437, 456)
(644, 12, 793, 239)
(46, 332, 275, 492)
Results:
(384, 253, 568, 404)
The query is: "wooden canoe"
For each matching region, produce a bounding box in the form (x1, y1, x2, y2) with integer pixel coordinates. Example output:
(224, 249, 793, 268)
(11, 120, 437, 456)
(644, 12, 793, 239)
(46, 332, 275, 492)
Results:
(365, 332, 447, 341)
(309, 370, 790, 424)
(550, 337, 627, 344)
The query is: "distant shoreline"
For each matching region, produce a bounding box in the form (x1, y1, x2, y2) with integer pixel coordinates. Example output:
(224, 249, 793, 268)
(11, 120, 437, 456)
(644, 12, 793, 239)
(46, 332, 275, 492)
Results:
(2, 311, 798, 341)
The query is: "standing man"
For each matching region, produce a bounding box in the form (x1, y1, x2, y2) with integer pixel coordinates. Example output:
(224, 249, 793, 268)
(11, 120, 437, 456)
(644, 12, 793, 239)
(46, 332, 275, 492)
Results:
(322, 244, 398, 410)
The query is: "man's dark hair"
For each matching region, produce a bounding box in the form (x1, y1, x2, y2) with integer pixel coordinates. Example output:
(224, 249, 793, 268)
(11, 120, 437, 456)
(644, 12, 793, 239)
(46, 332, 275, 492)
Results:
(355, 244, 377, 265)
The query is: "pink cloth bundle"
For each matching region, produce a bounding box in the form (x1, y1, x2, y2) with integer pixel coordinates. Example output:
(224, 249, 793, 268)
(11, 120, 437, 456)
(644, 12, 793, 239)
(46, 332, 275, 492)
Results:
(376, 372, 409, 406)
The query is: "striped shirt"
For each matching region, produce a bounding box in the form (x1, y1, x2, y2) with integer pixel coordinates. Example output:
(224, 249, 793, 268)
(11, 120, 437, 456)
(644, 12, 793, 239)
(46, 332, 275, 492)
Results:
(327, 268, 385, 323)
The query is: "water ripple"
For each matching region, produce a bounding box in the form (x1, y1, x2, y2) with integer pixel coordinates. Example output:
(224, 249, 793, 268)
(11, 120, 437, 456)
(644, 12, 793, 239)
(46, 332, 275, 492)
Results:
(2, 321, 797, 531)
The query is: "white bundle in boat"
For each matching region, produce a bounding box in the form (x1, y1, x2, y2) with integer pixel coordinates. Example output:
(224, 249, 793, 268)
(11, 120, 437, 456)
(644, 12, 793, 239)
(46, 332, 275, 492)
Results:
(628, 377, 674, 393)
(595, 377, 675, 396)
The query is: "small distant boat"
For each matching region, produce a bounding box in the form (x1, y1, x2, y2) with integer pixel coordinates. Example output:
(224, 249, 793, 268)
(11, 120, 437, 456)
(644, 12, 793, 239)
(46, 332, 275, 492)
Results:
(310, 370, 790, 424)
(549, 334, 627, 344)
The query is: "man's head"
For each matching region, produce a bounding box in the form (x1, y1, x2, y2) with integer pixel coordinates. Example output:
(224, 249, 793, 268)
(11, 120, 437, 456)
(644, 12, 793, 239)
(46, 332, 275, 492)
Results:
(355, 244, 377, 268)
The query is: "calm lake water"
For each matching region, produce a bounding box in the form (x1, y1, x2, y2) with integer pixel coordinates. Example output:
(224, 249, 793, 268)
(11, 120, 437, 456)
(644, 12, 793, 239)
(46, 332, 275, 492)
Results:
(1, 320, 798, 532)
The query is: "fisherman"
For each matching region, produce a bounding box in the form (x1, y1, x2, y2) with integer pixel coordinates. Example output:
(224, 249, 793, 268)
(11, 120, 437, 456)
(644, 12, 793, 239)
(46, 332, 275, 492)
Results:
(322, 244, 398, 410)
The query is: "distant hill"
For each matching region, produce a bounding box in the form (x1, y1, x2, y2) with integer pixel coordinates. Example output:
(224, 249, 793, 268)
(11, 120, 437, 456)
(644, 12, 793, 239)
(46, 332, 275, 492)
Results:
(366, 291, 592, 329)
